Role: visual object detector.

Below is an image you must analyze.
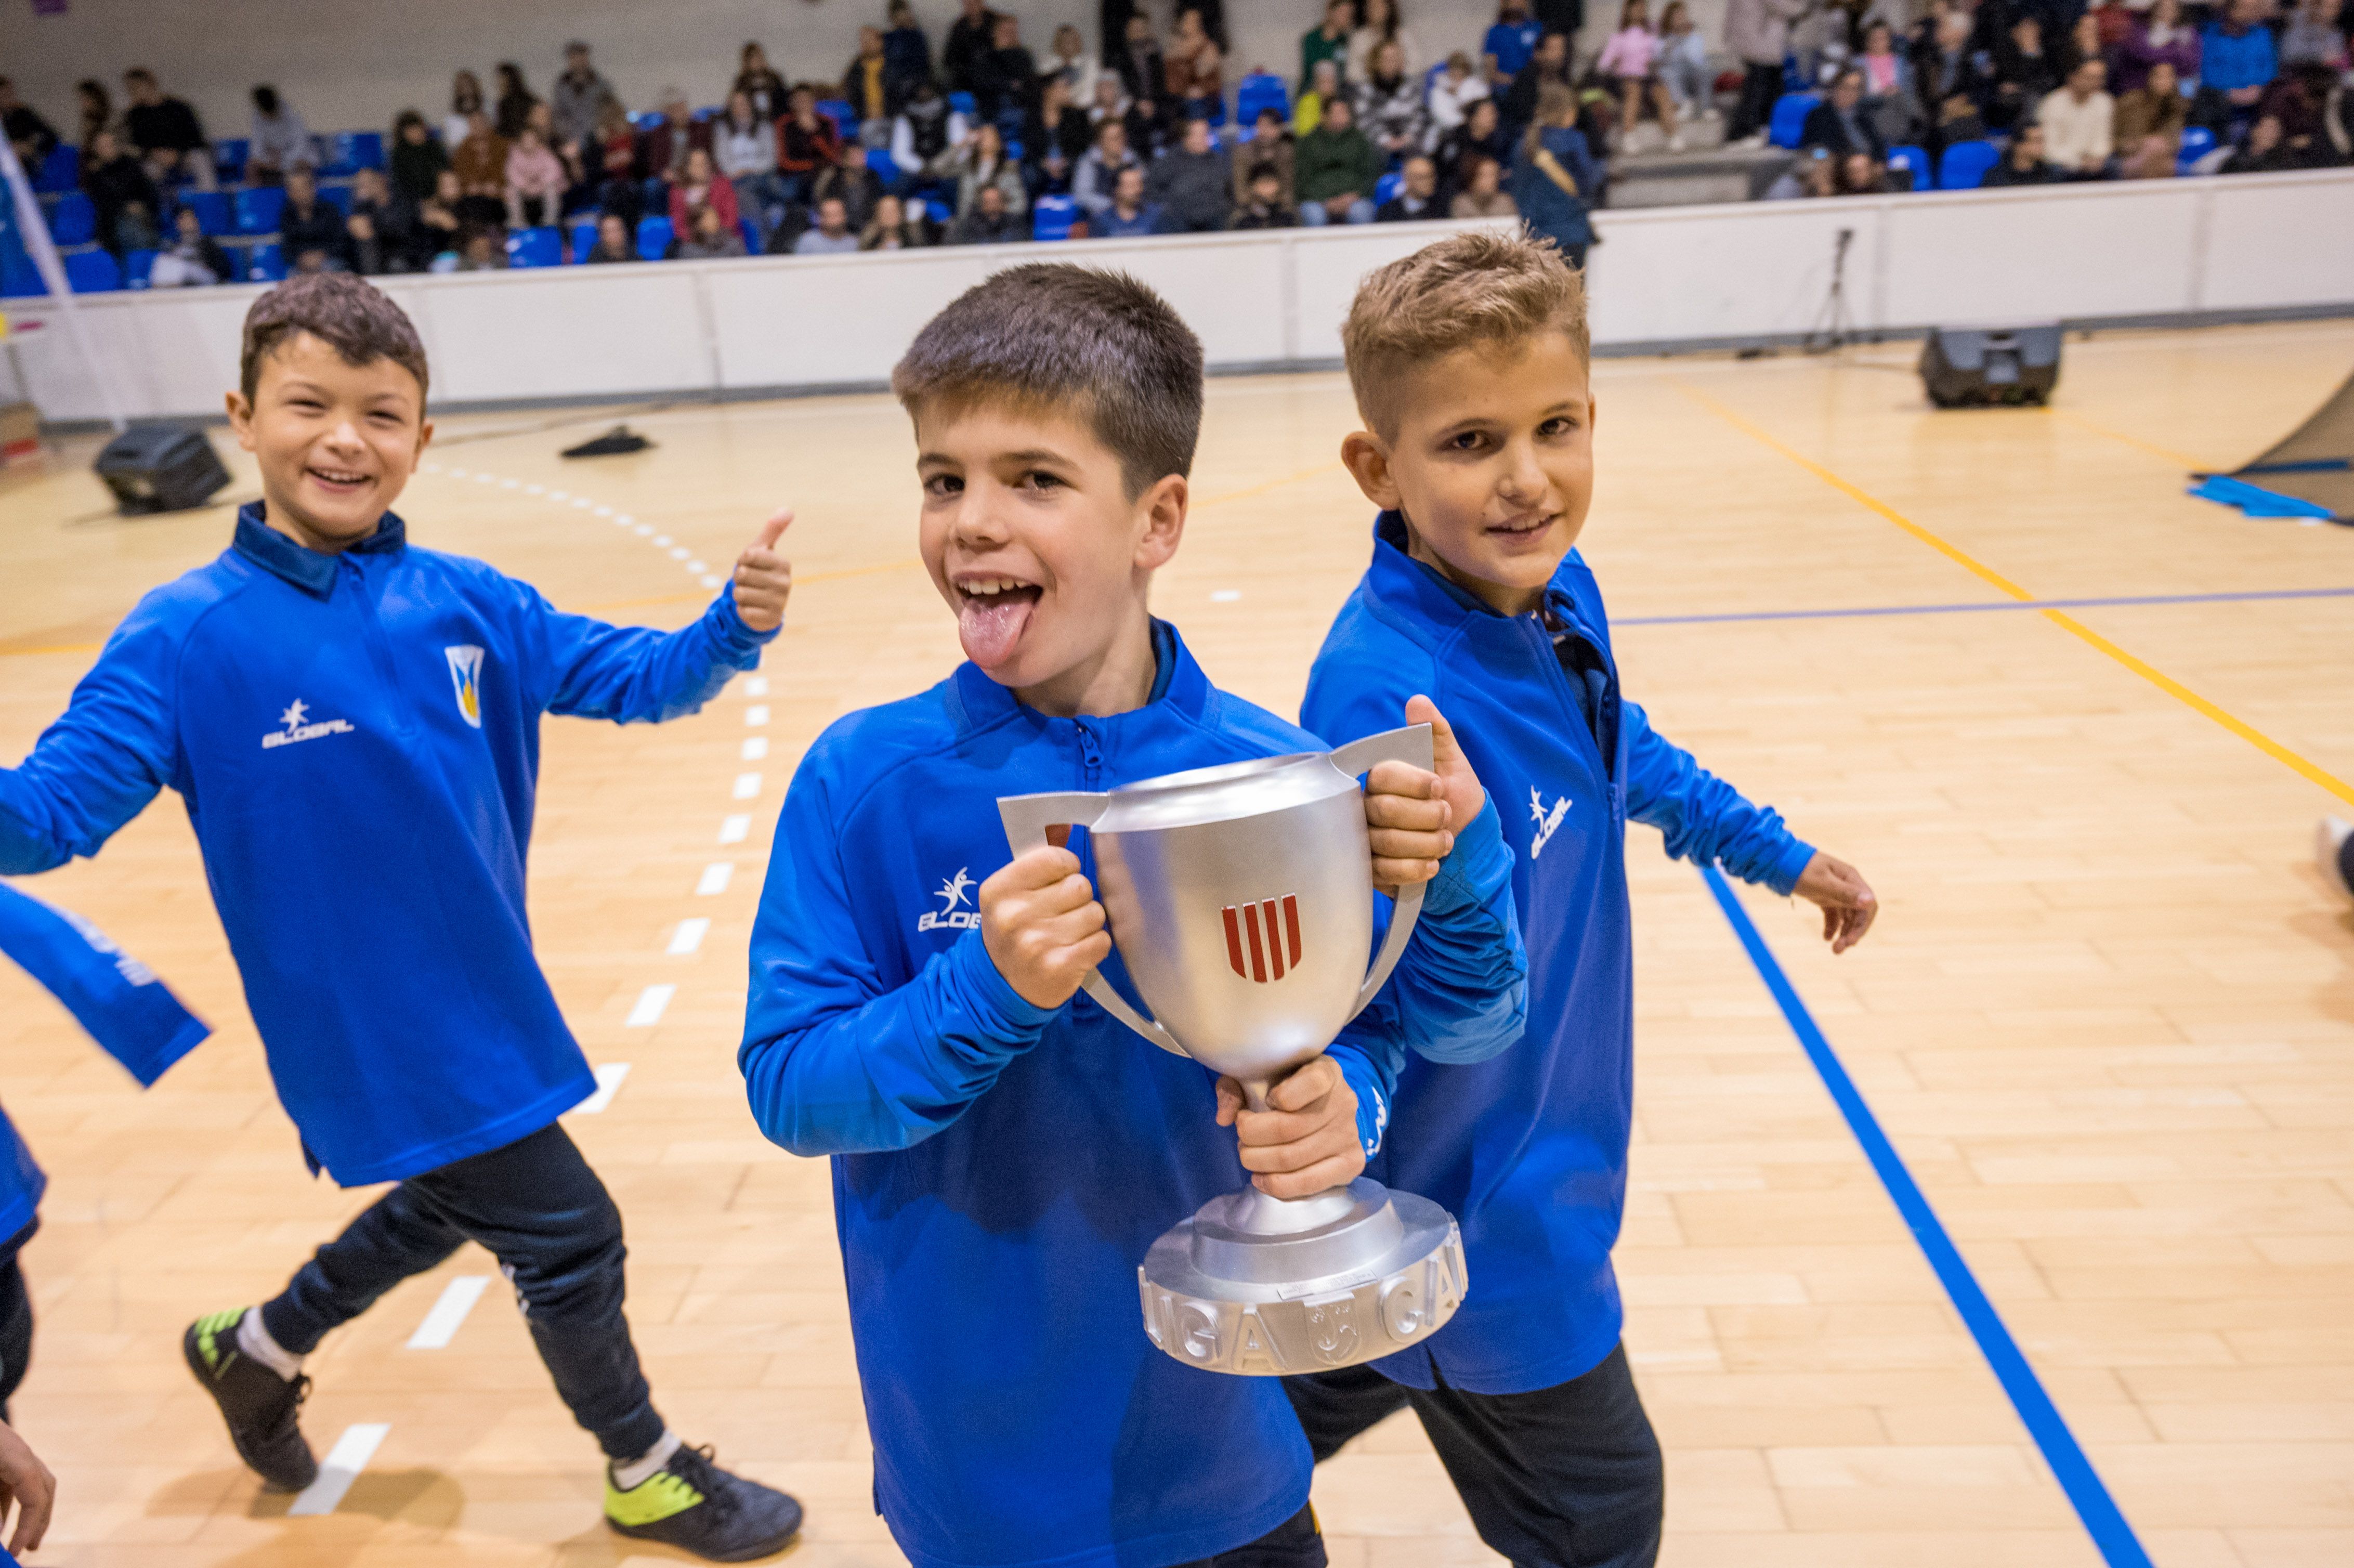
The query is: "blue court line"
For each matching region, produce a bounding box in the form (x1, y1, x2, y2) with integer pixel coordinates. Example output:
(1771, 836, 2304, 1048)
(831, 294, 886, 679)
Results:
(1620, 584, 2354, 628)
(1699, 866, 2154, 1568)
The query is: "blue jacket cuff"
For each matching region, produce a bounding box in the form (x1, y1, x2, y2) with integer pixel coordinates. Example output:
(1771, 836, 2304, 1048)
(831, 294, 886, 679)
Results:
(1426, 795, 1510, 922)
(1768, 838, 1817, 898)
(1328, 1043, 1390, 1158)
(948, 928, 1063, 1038)
(714, 589, 782, 650)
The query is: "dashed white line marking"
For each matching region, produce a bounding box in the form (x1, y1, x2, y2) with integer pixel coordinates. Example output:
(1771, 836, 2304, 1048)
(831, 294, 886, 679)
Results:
(1211, 589, 1243, 603)
(733, 773, 761, 800)
(718, 814, 751, 844)
(741, 737, 769, 761)
(594, 505, 612, 516)
(616, 514, 635, 526)
(746, 705, 769, 726)
(744, 677, 769, 697)
(634, 524, 655, 537)
(701, 574, 724, 589)
(669, 546, 690, 560)
(687, 559, 709, 573)
(669, 917, 711, 955)
(573, 497, 595, 509)
(653, 534, 674, 546)
(576, 1061, 632, 1113)
(501, 478, 520, 489)
(407, 1276, 490, 1350)
(475, 473, 496, 484)
(697, 863, 734, 896)
(625, 985, 675, 1027)
(447, 467, 467, 478)
(547, 488, 567, 500)
(289, 1423, 390, 1515)
(525, 483, 545, 495)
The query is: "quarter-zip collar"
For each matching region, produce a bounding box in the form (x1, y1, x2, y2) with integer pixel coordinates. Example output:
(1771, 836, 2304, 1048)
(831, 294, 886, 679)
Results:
(233, 502, 408, 598)
(947, 618, 1202, 739)
(1366, 511, 1600, 644)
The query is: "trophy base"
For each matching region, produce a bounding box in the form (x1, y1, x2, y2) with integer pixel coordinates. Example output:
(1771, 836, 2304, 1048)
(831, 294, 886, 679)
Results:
(1139, 1178, 1466, 1376)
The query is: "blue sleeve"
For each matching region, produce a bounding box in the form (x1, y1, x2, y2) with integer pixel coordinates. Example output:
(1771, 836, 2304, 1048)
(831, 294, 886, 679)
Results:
(1623, 699, 1815, 895)
(0, 613, 178, 874)
(509, 581, 777, 723)
(738, 761, 1058, 1156)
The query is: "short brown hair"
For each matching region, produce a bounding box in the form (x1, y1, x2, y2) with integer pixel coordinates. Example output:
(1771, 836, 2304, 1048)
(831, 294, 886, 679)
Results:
(239, 272, 430, 405)
(892, 263, 1202, 500)
(1343, 231, 1589, 440)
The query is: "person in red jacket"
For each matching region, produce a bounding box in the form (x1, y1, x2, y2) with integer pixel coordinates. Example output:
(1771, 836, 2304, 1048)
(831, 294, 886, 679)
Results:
(776, 86, 843, 203)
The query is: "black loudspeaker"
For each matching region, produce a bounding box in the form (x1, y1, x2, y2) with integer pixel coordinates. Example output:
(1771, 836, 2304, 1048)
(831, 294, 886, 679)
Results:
(1918, 324, 2063, 408)
(93, 425, 231, 514)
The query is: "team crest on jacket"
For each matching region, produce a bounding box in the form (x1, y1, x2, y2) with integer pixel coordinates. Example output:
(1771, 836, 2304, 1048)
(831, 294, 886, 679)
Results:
(918, 868, 980, 932)
(1528, 788, 1571, 858)
(444, 645, 486, 728)
(260, 698, 354, 750)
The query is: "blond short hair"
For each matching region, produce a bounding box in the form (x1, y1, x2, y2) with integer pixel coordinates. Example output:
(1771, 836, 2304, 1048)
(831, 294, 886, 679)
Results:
(1342, 231, 1590, 440)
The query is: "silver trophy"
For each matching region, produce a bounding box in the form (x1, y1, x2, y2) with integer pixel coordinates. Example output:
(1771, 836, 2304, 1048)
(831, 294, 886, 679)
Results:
(999, 726, 1467, 1376)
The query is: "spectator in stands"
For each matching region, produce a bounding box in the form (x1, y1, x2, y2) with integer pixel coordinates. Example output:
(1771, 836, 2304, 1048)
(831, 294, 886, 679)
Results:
(1727, 0, 1806, 145)
(1499, 30, 1574, 136)
(1913, 9, 1994, 156)
(2116, 0, 2201, 92)
(2220, 113, 2304, 172)
(2205, 0, 2281, 115)
(715, 91, 786, 240)
(1357, 39, 1432, 159)
(949, 181, 1024, 242)
(1230, 163, 1300, 226)
(1763, 146, 1838, 196)
(1117, 13, 1170, 107)
(247, 85, 313, 185)
(80, 128, 160, 255)
(589, 100, 644, 226)
(389, 111, 448, 203)
(452, 110, 511, 229)
(674, 202, 748, 258)
(149, 205, 233, 286)
(945, 0, 1005, 95)
(1836, 149, 1890, 192)
(122, 69, 213, 192)
(843, 28, 896, 139)
(550, 42, 619, 159)
(668, 145, 741, 238)
(416, 169, 465, 264)
(1031, 77, 1094, 190)
(884, 4, 936, 99)
(1074, 119, 1142, 216)
(777, 87, 842, 204)
(1351, 0, 1424, 82)
(951, 122, 1028, 218)
(1095, 164, 1164, 235)
(505, 124, 569, 228)
(815, 141, 886, 229)
(1485, 0, 1545, 86)
(456, 226, 508, 271)
(2114, 59, 2187, 177)
(894, 80, 970, 181)
(1173, 44, 1228, 126)
(1043, 25, 1101, 106)
(1990, 15, 2063, 131)
(1297, 60, 1347, 134)
(445, 72, 484, 150)
(792, 195, 860, 254)
(861, 192, 938, 248)
(345, 211, 391, 276)
(734, 43, 789, 123)
(1297, 94, 1383, 223)
(1855, 22, 1912, 135)
(1436, 95, 1510, 195)
(2039, 58, 2116, 176)
(1147, 115, 1232, 230)
(1, 79, 60, 172)
(278, 166, 350, 272)
(1304, 2, 1357, 92)
(1983, 121, 2065, 182)
(1233, 107, 1297, 206)
(493, 63, 538, 142)
(1657, 5, 1716, 126)
(1451, 151, 1518, 214)
(1429, 51, 1495, 140)
(2282, 0, 2348, 68)
(584, 212, 635, 262)
(638, 87, 707, 202)
(1511, 82, 1598, 266)
(2062, 14, 2105, 83)
(348, 166, 417, 271)
(977, 14, 1042, 121)
(1802, 67, 1887, 160)
(1376, 153, 1443, 218)
(1598, 1, 1683, 149)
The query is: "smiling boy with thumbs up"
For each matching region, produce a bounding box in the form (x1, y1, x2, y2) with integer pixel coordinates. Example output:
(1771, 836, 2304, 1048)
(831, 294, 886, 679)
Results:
(0, 273, 802, 1561)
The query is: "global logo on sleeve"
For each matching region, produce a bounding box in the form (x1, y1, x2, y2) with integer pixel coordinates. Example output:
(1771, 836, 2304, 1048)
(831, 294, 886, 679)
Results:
(260, 698, 355, 750)
(1528, 787, 1571, 859)
(444, 645, 486, 728)
(917, 868, 980, 932)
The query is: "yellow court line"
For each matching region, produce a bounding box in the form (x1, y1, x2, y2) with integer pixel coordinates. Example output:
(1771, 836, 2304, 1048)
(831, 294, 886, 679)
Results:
(2041, 406, 2210, 472)
(1675, 380, 2354, 808)
(0, 641, 102, 660)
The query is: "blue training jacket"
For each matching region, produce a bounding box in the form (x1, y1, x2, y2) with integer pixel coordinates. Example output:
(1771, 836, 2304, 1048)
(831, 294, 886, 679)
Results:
(740, 623, 1526, 1568)
(0, 504, 774, 1185)
(1302, 515, 1814, 1395)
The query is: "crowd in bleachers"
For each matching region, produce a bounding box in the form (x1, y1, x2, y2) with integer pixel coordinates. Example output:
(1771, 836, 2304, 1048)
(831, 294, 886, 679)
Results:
(0, 0, 2346, 294)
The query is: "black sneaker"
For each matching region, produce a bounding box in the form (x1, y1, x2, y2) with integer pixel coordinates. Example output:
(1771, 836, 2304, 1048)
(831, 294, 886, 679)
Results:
(182, 1307, 319, 1493)
(604, 1443, 803, 1562)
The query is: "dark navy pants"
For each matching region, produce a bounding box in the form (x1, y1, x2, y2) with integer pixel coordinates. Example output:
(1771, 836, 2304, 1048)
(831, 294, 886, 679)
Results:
(260, 1122, 664, 1460)
(1174, 1504, 1326, 1568)
(1285, 1344, 1663, 1568)
(0, 1225, 35, 1423)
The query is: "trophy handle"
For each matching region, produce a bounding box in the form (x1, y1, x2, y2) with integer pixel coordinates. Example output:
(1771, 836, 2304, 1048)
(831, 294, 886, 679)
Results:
(1327, 724, 1434, 1019)
(995, 790, 1190, 1059)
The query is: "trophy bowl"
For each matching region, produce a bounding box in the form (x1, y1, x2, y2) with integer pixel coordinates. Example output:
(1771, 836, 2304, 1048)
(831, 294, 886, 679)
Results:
(1000, 726, 1468, 1376)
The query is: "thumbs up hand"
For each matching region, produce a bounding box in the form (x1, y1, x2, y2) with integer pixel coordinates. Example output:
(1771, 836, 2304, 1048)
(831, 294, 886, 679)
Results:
(730, 508, 795, 633)
(1362, 695, 1489, 896)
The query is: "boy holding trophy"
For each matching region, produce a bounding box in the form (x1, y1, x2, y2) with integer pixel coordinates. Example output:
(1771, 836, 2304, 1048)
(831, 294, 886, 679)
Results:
(739, 264, 1528, 1568)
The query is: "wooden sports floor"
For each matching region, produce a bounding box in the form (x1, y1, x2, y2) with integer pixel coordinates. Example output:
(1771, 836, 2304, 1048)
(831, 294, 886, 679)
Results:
(1, 319, 2349, 1568)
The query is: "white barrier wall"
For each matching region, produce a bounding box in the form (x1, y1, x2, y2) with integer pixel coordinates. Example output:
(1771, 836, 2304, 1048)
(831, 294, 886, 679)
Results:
(6, 167, 2350, 424)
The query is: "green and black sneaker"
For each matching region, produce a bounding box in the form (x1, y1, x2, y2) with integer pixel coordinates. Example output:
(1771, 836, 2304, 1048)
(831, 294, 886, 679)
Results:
(605, 1443, 803, 1562)
(182, 1308, 319, 1493)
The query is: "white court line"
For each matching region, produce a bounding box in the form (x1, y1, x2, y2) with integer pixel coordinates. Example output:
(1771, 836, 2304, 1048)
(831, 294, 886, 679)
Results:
(626, 985, 675, 1027)
(406, 1276, 490, 1350)
(718, 814, 751, 844)
(687, 558, 709, 574)
(634, 524, 654, 536)
(701, 574, 724, 589)
(741, 737, 769, 761)
(669, 917, 710, 955)
(744, 676, 769, 697)
(1211, 589, 1243, 603)
(746, 705, 769, 726)
(575, 1062, 632, 1114)
(287, 1423, 390, 1515)
(669, 547, 690, 560)
(733, 773, 762, 800)
(697, 863, 734, 896)
(653, 534, 674, 546)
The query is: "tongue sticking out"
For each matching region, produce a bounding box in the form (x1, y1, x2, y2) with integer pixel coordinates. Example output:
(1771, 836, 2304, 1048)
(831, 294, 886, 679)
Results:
(958, 590, 1037, 668)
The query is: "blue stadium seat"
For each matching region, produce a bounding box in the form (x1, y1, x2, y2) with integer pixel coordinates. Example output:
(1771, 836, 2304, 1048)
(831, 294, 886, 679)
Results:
(33, 145, 78, 194)
(1375, 170, 1405, 205)
(507, 226, 562, 267)
(62, 248, 122, 293)
(333, 130, 385, 172)
(695, 106, 724, 122)
(1235, 73, 1289, 128)
(1767, 93, 1819, 150)
(1005, 139, 1025, 161)
(45, 191, 96, 246)
(181, 190, 233, 236)
(739, 217, 762, 253)
(635, 215, 674, 260)
(123, 247, 158, 288)
(817, 98, 856, 135)
(568, 218, 599, 263)
(926, 198, 953, 225)
(867, 146, 901, 189)
(318, 184, 353, 216)
(1936, 138, 1999, 189)
(214, 137, 249, 181)
(629, 111, 662, 129)
(235, 185, 286, 236)
(243, 242, 285, 282)
(2177, 124, 2216, 174)
(948, 91, 977, 117)
(1031, 194, 1077, 241)
(0, 253, 43, 297)
(1886, 145, 1930, 191)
